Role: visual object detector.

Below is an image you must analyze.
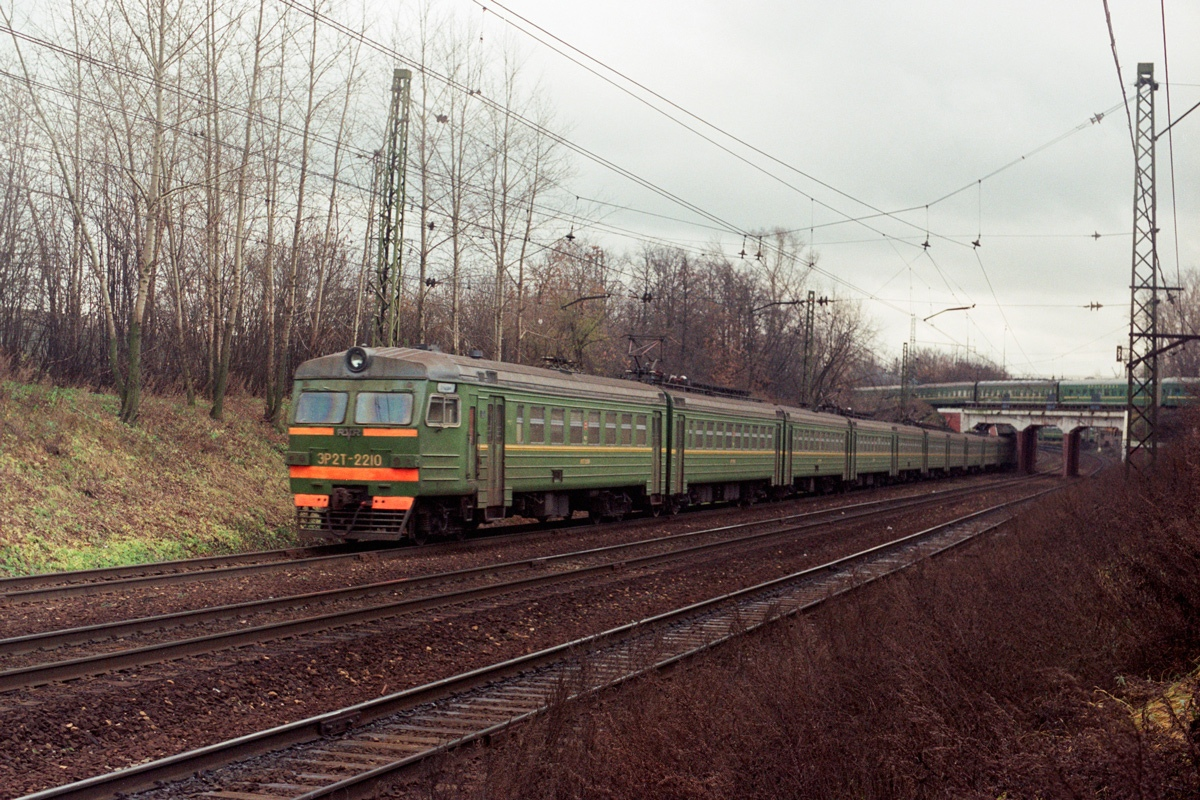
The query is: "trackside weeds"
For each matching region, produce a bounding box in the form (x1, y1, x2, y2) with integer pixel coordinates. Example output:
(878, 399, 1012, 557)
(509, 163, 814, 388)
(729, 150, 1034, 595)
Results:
(423, 415, 1200, 799)
(0, 382, 294, 575)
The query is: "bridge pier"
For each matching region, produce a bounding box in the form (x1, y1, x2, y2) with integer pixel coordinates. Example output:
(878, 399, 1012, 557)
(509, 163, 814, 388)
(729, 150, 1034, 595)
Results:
(1016, 427, 1039, 473)
(1063, 429, 1081, 477)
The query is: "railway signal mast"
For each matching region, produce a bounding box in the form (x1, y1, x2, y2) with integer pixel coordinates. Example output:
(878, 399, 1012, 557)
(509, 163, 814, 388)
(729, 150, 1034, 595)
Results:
(374, 68, 413, 348)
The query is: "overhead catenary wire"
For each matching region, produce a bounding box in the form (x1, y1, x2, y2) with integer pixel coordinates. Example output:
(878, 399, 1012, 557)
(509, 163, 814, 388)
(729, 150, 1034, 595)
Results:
(1101, 0, 1137, 154)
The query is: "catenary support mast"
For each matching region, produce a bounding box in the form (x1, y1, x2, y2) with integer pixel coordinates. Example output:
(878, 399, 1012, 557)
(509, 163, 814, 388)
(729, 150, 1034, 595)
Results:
(1125, 63, 1158, 471)
(374, 68, 413, 347)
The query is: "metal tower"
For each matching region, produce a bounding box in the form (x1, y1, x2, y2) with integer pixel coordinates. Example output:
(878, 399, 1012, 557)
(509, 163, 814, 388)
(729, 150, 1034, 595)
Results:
(801, 289, 815, 405)
(374, 68, 413, 347)
(1125, 63, 1158, 471)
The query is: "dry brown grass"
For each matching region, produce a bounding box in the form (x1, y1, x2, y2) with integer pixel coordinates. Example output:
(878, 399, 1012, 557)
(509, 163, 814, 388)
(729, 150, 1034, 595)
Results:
(450, 418, 1200, 799)
(0, 381, 293, 574)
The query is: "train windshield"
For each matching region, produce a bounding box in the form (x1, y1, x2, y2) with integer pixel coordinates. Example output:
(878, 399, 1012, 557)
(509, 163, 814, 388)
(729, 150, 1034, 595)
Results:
(294, 391, 348, 424)
(355, 392, 414, 425)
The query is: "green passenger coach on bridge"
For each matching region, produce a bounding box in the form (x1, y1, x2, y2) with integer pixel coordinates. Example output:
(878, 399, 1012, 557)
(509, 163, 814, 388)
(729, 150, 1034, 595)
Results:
(857, 377, 1198, 410)
(287, 347, 1015, 544)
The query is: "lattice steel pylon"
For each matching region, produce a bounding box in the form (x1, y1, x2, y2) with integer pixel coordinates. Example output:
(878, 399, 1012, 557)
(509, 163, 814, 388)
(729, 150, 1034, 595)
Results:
(374, 68, 413, 347)
(1125, 62, 1159, 471)
(801, 289, 815, 406)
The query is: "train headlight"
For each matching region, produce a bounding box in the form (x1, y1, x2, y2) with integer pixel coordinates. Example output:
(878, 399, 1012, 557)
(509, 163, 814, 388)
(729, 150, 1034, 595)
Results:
(346, 347, 370, 373)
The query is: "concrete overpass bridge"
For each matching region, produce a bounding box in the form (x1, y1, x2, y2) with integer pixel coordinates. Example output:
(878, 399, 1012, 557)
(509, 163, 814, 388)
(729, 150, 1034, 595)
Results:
(937, 406, 1126, 476)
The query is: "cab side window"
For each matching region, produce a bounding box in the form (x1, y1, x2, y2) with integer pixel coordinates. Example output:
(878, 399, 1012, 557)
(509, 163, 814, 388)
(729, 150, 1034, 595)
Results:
(426, 394, 461, 427)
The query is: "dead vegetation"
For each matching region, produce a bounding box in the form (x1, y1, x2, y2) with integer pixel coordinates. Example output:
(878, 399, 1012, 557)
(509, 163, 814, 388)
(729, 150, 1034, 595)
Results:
(435, 419, 1200, 799)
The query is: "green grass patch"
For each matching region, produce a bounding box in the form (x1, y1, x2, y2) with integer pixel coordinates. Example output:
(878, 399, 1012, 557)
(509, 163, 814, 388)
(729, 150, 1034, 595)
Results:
(0, 384, 295, 576)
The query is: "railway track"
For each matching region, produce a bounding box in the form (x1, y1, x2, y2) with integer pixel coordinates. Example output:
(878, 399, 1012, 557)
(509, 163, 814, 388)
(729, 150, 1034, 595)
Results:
(20, 477, 1061, 800)
(1, 464, 1058, 604)
(0, 544, 364, 602)
(0, 472, 1050, 693)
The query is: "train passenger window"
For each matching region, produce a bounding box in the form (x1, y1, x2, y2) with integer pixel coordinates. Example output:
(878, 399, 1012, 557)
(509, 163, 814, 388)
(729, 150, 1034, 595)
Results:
(530, 406, 545, 443)
(686, 420, 694, 449)
(605, 411, 617, 444)
(588, 410, 601, 444)
(550, 408, 565, 444)
(635, 415, 648, 446)
(620, 414, 633, 445)
(295, 391, 347, 424)
(355, 392, 413, 425)
(569, 410, 584, 444)
(425, 394, 461, 427)
(706, 421, 714, 449)
(734, 425, 742, 450)
(515, 405, 524, 444)
(724, 424, 732, 449)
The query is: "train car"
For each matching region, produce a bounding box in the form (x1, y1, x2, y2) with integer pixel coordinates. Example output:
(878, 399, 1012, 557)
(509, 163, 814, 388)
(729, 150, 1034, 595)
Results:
(783, 407, 852, 493)
(911, 382, 977, 406)
(1057, 379, 1123, 408)
(975, 380, 1058, 408)
(664, 392, 783, 508)
(1159, 377, 1199, 406)
(849, 417, 898, 484)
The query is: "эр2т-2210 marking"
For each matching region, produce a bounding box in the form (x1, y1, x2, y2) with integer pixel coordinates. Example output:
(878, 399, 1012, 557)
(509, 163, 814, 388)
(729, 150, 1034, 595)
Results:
(287, 347, 1016, 544)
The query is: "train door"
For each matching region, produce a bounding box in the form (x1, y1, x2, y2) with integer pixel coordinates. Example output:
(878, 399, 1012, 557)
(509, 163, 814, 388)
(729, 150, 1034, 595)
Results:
(773, 422, 785, 486)
(672, 415, 686, 498)
(784, 424, 794, 485)
(467, 404, 478, 483)
(890, 431, 899, 477)
(845, 423, 856, 481)
(651, 412, 663, 501)
(484, 397, 506, 520)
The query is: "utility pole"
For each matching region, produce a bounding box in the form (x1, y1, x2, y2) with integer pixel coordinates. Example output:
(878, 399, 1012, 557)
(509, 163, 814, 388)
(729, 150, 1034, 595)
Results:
(899, 313, 916, 419)
(1125, 63, 1159, 471)
(374, 68, 413, 347)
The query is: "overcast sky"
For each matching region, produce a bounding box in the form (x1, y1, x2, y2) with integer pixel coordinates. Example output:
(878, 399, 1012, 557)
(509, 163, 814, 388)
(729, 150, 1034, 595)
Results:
(458, 0, 1200, 379)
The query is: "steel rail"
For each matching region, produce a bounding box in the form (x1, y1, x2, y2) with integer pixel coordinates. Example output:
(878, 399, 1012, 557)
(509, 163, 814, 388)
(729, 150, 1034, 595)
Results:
(18, 482, 1061, 800)
(0, 544, 351, 595)
(0, 473, 1045, 692)
(0, 545, 416, 603)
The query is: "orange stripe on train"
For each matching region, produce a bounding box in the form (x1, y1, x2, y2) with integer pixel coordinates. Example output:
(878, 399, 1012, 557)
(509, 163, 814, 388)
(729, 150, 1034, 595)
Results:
(289, 466, 419, 482)
(293, 493, 329, 507)
(289, 427, 334, 436)
(363, 428, 418, 437)
(371, 496, 414, 510)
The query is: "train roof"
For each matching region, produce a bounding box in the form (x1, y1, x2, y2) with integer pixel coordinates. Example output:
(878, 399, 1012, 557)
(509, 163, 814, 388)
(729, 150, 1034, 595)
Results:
(295, 347, 668, 405)
(778, 404, 853, 428)
(665, 390, 783, 420)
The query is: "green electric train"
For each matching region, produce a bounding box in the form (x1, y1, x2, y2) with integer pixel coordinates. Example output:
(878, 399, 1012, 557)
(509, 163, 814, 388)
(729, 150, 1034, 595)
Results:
(287, 347, 1015, 543)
